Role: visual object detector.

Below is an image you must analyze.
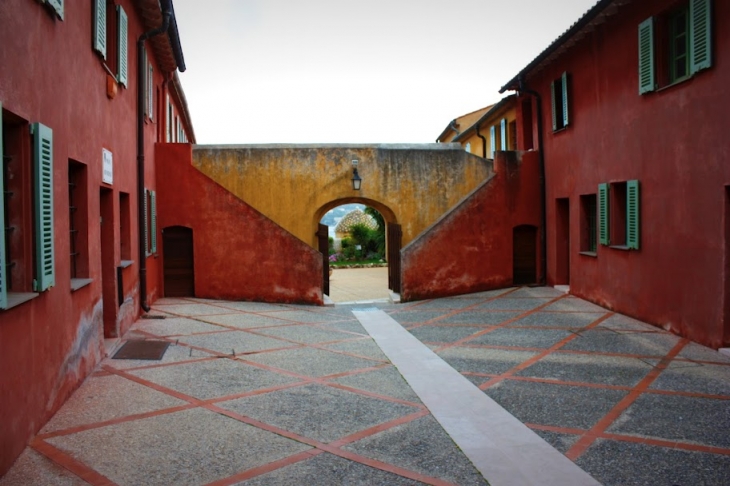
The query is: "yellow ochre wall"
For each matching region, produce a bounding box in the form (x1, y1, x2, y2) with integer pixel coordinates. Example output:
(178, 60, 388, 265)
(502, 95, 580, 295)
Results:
(459, 104, 517, 159)
(192, 144, 493, 248)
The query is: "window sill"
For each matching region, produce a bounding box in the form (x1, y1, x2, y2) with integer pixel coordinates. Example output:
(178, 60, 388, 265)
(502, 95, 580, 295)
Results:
(3, 292, 40, 310)
(552, 126, 569, 134)
(579, 251, 597, 258)
(71, 278, 93, 292)
(120, 260, 134, 269)
(656, 75, 692, 93)
(609, 245, 631, 251)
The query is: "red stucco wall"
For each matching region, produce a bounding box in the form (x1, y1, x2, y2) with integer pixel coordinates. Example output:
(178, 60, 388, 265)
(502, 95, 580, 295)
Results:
(155, 144, 323, 304)
(401, 151, 542, 301)
(518, 0, 730, 347)
(0, 0, 178, 474)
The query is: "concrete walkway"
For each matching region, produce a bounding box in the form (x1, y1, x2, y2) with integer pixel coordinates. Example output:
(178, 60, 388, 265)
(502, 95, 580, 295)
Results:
(2, 287, 730, 485)
(327, 266, 390, 304)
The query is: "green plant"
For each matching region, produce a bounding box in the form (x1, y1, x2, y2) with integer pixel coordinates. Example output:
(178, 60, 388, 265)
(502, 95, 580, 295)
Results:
(364, 207, 386, 255)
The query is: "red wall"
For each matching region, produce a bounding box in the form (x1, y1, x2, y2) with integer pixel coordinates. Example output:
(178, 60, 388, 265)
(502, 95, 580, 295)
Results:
(401, 151, 542, 301)
(520, 0, 730, 347)
(155, 144, 323, 305)
(0, 0, 174, 474)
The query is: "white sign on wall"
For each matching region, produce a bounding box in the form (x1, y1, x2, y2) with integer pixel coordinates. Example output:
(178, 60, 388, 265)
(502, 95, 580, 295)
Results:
(102, 148, 113, 185)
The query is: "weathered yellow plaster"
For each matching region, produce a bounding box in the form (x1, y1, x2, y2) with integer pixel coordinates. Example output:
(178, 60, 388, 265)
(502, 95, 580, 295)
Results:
(192, 144, 493, 248)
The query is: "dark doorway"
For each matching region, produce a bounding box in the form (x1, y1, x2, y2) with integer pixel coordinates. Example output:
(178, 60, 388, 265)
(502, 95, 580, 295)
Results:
(163, 226, 194, 297)
(387, 222, 402, 293)
(317, 223, 330, 295)
(555, 198, 570, 285)
(513, 225, 537, 285)
(100, 188, 117, 337)
(725, 187, 730, 346)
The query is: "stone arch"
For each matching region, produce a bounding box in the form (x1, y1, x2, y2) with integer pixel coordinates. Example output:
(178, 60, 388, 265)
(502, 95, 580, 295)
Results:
(312, 197, 397, 247)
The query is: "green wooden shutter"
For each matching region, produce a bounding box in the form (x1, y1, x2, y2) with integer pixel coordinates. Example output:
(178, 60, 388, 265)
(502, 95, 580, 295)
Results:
(689, 0, 712, 73)
(638, 17, 655, 94)
(0, 102, 6, 309)
(489, 125, 495, 158)
(32, 123, 55, 292)
(93, 0, 106, 59)
(150, 190, 157, 253)
(143, 188, 149, 256)
(47, 0, 64, 20)
(148, 64, 154, 120)
(598, 183, 610, 246)
(500, 119, 507, 150)
(626, 180, 640, 249)
(117, 6, 128, 87)
(550, 80, 557, 130)
(561, 72, 569, 127)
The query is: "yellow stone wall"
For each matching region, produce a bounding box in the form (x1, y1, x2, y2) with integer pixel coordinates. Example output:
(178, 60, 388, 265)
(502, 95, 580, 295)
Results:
(192, 144, 493, 248)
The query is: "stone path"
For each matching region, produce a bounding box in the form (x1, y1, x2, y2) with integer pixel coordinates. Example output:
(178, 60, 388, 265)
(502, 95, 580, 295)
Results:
(327, 266, 390, 303)
(2, 287, 730, 485)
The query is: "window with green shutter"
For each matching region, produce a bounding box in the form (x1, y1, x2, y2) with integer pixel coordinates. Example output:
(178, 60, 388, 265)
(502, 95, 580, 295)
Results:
(638, 18, 655, 94)
(580, 194, 598, 253)
(500, 119, 507, 150)
(46, 0, 64, 20)
(639, 0, 712, 93)
(144, 188, 150, 256)
(689, 0, 712, 73)
(489, 125, 495, 159)
(626, 180, 640, 250)
(117, 6, 128, 87)
(32, 123, 55, 292)
(93, 0, 106, 59)
(598, 183, 609, 246)
(150, 191, 157, 254)
(550, 72, 569, 131)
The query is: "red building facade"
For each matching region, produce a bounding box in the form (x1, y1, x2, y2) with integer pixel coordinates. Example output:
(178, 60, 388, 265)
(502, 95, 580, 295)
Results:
(502, 0, 729, 347)
(0, 0, 193, 474)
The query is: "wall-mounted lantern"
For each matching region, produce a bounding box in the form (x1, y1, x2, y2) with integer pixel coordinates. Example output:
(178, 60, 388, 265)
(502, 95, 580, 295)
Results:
(351, 159, 362, 190)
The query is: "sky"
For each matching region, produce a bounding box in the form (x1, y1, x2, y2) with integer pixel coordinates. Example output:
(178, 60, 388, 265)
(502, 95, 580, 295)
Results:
(172, 0, 598, 144)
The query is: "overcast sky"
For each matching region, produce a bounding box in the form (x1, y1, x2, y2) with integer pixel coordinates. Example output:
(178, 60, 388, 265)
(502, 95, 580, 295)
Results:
(173, 0, 598, 144)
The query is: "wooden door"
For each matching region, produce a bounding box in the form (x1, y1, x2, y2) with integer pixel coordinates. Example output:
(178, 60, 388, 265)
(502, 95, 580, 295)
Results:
(317, 223, 329, 295)
(387, 222, 402, 293)
(513, 225, 537, 285)
(163, 226, 194, 297)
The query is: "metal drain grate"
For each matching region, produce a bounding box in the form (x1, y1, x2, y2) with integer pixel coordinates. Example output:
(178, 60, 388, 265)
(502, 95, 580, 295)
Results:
(112, 340, 170, 360)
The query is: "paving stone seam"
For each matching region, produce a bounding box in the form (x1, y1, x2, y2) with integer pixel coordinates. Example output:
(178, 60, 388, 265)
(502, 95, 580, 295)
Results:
(202, 449, 325, 486)
(431, 293, 572, 352)
(391, 287, 522, 323)
(564, 338, 689, 460)
(477, 313, 616, 390)
(205, 403, 453, 486)
(31, 439, 117, 486)
(36, 403, 197, 439)
(599, 432, 730, 455)
(107, 355, 219, 373)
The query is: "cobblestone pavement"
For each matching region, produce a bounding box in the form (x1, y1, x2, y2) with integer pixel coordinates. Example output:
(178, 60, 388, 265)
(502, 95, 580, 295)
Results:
(2, 287, 729, 485)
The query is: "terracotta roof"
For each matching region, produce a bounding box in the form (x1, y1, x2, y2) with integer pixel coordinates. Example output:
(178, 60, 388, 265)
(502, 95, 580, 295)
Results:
(500, 0, 634, 92)
(135, 0, 186, 73)
(452, 95, 516, 143)
(436, 104, 494, 143)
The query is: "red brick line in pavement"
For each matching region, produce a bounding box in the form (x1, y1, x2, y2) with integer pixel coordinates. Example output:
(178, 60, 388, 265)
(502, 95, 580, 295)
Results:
(525, 423, 730, 457)
(206, 404, 455, 486)
(36, 403, 198, 440)
(564, 338, 689, 460)
(431, 293, 571, 353)
(600, 432, 730, 456)
(203, 449, 325, 486)
(477, 313, 615, 390)
(31, 439, 118, 486)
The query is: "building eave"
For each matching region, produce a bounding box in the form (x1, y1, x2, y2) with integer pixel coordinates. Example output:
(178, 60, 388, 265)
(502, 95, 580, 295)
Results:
(452, 95, 516, 142)
(500, 0, 633, 93)
(135, 0, 186, 73)
(170, 72, 197, 143)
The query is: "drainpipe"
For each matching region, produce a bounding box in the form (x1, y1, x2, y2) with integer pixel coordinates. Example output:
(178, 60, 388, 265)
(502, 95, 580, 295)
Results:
(137, 9, 172, 312)
(518, 75, 547, 286)
(475, 123, 487, 158)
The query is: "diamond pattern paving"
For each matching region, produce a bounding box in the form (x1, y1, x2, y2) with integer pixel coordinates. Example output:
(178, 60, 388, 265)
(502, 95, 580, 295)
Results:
(6, 289, 730, 486)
